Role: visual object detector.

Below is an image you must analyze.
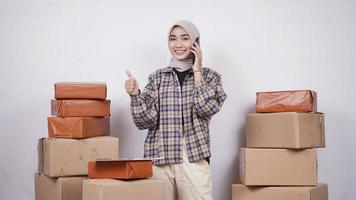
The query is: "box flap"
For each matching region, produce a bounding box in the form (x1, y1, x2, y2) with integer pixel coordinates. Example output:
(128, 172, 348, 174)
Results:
(310, 183, 328, 200)
(37, 138, 44, 172)
(239, 148, 246, 184)
(51, 99, 62, 116)
(35, 172, 59, 200)
(298, 113, 325, 148)
(320, 114, 326, 147)
(311, 90, 318, 111)
(61, 177, 86, 200)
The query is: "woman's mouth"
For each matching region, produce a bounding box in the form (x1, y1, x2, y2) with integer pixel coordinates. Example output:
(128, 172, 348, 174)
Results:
(175, 50, 187, 55)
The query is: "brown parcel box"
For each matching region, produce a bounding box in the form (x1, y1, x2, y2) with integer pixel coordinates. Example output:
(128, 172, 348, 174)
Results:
(48, 117, 110, 138)
(55, 82, 107, 100)
(88, 159, 153, 179)
(240, 148, 317, 186)
(247, 112, 325, 148)
(83, 179, 164, 200)
(35, 172, 86, 200)
(51, 99, 110, 117)
(232, 184, 328, 200)
(38, 136, 118, 177)
(256, 90, 317, 113)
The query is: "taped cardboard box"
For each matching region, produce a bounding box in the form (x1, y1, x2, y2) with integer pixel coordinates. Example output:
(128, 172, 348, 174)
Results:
(48, 117, 110, 138)
(83, 179, 164, 200)
(232, 183, 328, 200)
(247, 112, 325, 149)
(55, 82, 107, 100)
(35, 172, 86, 200)
(38, 136, 118, 177)
(51, 99, 110, 117)
(88, 159, 153, 179)
(240, 148, 317, 186)
(256, 90, 317, 113)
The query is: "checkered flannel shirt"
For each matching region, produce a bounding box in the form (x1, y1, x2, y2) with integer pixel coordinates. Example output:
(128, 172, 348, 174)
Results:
(130, 66, 227, 165)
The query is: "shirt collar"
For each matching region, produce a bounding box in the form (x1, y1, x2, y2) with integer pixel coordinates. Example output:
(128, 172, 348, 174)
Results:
(162, 66, 195, 74)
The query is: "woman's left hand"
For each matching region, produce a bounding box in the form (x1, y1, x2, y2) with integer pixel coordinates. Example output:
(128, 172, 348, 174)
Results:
(191, 42, 202, 72)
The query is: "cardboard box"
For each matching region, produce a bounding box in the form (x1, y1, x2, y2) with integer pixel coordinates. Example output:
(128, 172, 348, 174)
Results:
(55, 82, 107, 100)
(239, 148, 317, 186)
(38, 136, 118, 177)
(232, 183, 328, 200)
(256, 90, 317, 113)
(88, 159, 153, 179)
(48, 117, 110, 138)
(82, 179, 164, 200)
(35, 172, 86, 200)
(51, 99, 110, 117)
(246, 112, 325, 148)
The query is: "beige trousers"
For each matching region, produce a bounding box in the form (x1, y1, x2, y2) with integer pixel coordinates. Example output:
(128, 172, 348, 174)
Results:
(153, 139, 213, 200)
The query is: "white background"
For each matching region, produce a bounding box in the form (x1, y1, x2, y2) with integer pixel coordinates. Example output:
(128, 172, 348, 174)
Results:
(1, 0, 355, 199)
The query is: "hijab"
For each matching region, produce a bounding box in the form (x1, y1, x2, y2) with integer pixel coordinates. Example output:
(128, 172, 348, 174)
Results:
(168, 20, 200, 72)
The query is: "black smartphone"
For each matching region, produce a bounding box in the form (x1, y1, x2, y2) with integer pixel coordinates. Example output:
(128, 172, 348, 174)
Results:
(191, 38, 200, 58)
(193, 38, 200, 47)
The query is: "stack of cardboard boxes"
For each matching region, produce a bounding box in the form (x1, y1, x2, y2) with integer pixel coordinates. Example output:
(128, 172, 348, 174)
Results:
(232, 90, 328, 200)
(35, 82, 164, 200)
(35, 82, 119, 200)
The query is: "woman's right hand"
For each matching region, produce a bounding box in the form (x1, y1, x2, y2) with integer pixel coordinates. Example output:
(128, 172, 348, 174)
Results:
(125, 70, 140, 96)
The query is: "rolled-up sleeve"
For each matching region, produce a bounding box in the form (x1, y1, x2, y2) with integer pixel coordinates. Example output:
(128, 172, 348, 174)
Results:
(193, 71, 227, 118)
(130, 74, 159, 130)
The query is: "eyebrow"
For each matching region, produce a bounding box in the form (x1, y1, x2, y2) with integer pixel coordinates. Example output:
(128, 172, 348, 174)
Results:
(169, 34, 190, 38)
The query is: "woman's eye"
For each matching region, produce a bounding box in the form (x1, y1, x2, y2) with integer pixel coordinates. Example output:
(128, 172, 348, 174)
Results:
(170, 38, 176, 41)
(182, 37, 189, 41)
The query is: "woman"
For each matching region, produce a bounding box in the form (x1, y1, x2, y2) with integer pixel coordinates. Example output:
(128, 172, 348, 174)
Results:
(125, 20, 227, 200)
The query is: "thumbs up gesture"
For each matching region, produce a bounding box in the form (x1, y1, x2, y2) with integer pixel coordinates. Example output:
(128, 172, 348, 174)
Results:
(125, 70, 140, 96)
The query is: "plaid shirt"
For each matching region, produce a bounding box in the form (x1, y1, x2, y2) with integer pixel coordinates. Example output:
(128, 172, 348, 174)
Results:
(130, 66, 227, 165)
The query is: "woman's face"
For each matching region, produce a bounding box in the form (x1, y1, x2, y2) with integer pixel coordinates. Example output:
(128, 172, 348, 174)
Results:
(169, 26, 193, 60)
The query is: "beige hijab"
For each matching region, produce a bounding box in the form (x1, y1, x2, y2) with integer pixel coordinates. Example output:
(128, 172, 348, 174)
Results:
(168, 20, 200, 72)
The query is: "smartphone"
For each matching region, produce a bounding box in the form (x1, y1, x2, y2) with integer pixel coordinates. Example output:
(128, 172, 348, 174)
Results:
(191, 38, 200, 59)
(193, 38, 200, 47)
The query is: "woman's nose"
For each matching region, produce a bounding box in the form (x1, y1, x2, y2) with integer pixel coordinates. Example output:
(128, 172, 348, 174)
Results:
(175, 41, 183, 48)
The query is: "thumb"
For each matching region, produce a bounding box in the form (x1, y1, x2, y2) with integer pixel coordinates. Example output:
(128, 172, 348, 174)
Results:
(126, 70, 135, 80)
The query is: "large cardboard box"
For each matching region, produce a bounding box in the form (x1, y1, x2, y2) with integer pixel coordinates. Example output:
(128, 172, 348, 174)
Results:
(38, 136, 118, 177)
(239, 148, 317, 186)
(55, 82, 107, 100)
(35, 172, 86, 200)
(256, 90, 317, 113)
(232, 183, 328, 200)
(88, 159, 153, 179)
(82, 179, 164, 200)
(51, 99, 110, 117)
(48, 117, 110, 138)
(246, 112, 325, 148)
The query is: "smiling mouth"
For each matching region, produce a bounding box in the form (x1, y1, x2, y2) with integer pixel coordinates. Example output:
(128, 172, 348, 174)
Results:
(175, 50, 187, 55)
